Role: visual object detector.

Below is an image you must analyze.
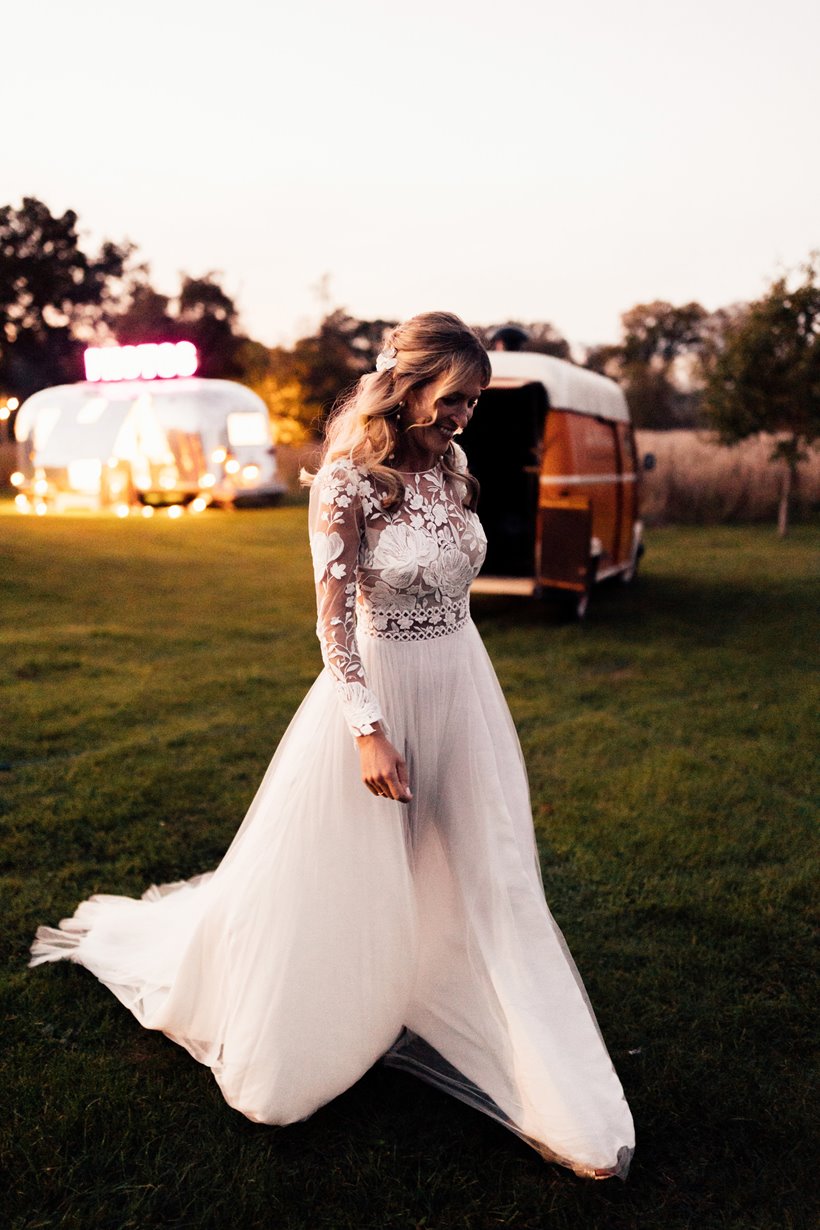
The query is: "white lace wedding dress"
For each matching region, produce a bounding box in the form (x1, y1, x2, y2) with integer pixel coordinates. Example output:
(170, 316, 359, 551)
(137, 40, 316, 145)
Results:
(31, 448, 634, 1179)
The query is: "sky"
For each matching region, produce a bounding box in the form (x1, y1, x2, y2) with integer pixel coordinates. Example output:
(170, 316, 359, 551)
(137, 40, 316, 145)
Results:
(3, 0, 819, 350)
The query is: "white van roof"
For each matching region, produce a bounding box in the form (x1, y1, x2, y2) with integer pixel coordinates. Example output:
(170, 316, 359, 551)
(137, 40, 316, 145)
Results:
(488, 351, 630, 423)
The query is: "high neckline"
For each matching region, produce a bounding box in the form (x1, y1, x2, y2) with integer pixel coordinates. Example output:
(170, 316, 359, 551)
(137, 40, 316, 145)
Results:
(395, 463, 441, 476)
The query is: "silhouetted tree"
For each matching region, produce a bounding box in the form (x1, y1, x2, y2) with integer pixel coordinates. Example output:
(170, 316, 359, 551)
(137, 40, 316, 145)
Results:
(601, 300, 709, 428)
(289, 310, 396, 423)
(109, 271, 249, 380)
(583, 343, 622, 378)
(112, 282, 178, 345)
(703, 259, 820, 535)
(177, 274, 245, 379)
(0, 196, 131, 397)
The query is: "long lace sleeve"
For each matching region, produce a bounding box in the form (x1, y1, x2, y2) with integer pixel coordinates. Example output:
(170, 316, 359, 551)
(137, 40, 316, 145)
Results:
(308, 463, 385, 737)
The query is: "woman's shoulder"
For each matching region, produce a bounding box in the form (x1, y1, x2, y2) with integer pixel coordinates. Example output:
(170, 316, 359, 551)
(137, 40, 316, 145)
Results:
(312, 457, 381, 509)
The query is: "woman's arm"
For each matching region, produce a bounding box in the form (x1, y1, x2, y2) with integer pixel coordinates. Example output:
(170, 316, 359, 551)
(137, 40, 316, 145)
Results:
(308, 464, 411, 803)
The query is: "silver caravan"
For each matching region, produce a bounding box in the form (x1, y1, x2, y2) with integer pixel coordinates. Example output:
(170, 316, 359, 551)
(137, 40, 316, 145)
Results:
(13, 377, 285, 513)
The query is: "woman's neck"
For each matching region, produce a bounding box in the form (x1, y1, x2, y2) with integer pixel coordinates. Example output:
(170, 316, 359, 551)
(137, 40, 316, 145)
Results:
(392, 441, 438, 474)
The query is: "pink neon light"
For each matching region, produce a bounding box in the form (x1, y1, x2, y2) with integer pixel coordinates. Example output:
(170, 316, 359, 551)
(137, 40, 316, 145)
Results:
(84, 341, 199, 382)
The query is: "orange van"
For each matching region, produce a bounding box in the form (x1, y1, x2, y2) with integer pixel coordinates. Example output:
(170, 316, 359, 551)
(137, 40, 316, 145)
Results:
(465, 351, 647, 617)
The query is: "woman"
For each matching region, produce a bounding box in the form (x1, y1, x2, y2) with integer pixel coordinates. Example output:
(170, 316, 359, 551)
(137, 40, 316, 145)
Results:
(31, 312, 634, 1180)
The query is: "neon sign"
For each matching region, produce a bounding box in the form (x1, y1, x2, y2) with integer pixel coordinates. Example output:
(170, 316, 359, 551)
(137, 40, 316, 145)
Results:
(84, 341, 198, 383)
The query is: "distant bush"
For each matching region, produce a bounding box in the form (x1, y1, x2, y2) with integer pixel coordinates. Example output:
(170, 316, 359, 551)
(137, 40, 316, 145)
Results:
(636, 430, 820, 525)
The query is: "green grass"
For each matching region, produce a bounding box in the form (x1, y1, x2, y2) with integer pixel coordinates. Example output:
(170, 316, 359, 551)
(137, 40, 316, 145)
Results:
(2, 506, 818, 1230)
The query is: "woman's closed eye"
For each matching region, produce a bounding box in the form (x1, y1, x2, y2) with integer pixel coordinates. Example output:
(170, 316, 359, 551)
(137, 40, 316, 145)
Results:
(440, 394, 480, 412)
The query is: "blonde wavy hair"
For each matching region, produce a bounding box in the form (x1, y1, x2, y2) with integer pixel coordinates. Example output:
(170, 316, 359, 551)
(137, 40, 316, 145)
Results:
(304, 311, 491, 510)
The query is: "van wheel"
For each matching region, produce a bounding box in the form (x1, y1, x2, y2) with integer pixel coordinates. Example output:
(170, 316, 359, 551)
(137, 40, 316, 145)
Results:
(556, 586, 591, 621)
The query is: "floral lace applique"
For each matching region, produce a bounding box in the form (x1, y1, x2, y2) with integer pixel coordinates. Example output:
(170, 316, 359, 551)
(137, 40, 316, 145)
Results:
(308, 449, 486, 736)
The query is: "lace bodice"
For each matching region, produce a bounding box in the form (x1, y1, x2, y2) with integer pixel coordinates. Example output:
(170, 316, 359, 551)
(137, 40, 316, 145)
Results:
(308, 447, 487, 736)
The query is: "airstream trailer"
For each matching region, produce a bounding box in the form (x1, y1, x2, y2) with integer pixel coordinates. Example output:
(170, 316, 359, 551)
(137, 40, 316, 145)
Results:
(465, 351, 646, 618)
(13, 377, 285, 513)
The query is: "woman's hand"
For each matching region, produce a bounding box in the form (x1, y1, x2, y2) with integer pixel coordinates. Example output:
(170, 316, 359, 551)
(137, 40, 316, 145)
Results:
(356, 728, 412, 803)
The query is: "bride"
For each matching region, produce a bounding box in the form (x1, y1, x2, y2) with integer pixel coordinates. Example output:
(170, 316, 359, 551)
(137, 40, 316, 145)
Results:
(31, 311, 634, 1180)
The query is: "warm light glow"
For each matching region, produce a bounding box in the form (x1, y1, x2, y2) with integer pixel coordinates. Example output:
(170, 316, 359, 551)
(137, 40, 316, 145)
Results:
(84, 341, 199, 382)
(14, 493, 30, 512)
(241, 464, 260, 481)
(0, 406, 9, 421)
(10, 471, 24, 487)
(34, 501, 48, 516)
(175, 341, 198, 377)
(7, 397, 19, 411)
(190, 496, 210, 513)
(227, 411, 269, 447)
(67, 458, 102, 494)
(114, 503, 130, 518)
(211, 447, 227, 464)
(224, 458, 240, 474)
(167, 504, 184, 519)
(141, 505, 155, 518)
(198, 472, 216, 488)
(33, 478, 49, 496)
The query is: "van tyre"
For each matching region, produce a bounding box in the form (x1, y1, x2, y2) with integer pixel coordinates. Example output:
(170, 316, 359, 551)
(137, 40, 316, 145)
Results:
(556, 586, 591, 622)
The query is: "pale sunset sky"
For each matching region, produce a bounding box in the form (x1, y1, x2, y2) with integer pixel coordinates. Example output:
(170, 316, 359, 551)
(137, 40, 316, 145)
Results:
(3, 0, 818, 349)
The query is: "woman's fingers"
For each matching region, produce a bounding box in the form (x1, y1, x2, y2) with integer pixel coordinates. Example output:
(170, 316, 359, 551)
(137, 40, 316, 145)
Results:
(396, 757, 412, 801)
(357, 735, 412, 803)
(365, 762, 412, 803)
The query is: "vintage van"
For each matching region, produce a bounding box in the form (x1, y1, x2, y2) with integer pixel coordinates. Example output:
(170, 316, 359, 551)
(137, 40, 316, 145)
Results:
(464, 350, 647, 617)
(13, 377, 285, 514)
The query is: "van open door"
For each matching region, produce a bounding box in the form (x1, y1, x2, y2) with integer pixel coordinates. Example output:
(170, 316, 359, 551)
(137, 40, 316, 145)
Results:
(466, 351, 641, 618)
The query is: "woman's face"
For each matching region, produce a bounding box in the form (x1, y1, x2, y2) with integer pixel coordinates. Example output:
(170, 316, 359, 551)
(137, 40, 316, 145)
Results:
(399, 373, 482, 469)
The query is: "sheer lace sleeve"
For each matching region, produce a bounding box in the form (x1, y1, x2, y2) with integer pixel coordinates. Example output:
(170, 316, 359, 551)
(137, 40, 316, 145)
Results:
(308, 462, 385, 738)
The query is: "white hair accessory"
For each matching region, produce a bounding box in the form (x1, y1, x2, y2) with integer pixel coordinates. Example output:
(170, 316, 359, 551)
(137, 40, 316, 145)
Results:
(375, 345, 397, 373)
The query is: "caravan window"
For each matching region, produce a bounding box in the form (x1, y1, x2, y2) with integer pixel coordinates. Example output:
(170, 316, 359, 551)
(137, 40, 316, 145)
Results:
(227, 412, 269, 448)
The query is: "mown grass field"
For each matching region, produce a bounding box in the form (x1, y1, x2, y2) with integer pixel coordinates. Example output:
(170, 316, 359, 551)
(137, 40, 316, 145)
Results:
(2, 505, 818, 1230)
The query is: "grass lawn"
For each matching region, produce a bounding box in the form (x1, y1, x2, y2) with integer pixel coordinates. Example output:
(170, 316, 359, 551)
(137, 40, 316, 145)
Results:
(1, 504, 818, 1230)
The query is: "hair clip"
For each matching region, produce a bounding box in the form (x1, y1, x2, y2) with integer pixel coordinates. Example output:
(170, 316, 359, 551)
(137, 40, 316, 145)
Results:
(375, 345, 398, 373)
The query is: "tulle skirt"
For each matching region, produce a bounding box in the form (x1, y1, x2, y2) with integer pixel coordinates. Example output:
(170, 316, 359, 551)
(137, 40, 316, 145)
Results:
(30, 620, 634, 1179)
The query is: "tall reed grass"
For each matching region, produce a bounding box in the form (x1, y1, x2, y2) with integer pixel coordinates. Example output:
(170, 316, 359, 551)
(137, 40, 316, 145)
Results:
(636, 430, 820, 525)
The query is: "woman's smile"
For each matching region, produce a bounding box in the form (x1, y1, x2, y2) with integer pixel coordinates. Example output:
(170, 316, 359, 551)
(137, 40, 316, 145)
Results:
(397, 379, 482, 470)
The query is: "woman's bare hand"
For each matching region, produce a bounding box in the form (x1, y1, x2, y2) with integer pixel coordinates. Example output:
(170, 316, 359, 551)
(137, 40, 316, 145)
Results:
(356, 729, 412, 803)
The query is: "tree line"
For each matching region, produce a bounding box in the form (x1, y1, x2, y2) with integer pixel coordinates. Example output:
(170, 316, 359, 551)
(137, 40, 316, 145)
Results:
(1, 197, 817, 530)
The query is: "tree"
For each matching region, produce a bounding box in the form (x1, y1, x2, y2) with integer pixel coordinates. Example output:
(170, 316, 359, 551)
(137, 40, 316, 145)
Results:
(112, 281, 178, 345)
(237, 340, 315, 444)
(620, 300, 708, 367)
(109, 270, 249, 380)
(177, 274, 245, 380)
(288, 309, 396, 424)
(583, 343, 622, 378)
(0, 196, 131, 397)
(617, 300, 708, 428)
(703, 258, 820, 536)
